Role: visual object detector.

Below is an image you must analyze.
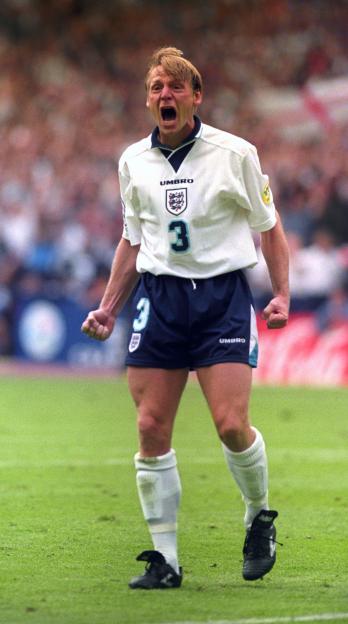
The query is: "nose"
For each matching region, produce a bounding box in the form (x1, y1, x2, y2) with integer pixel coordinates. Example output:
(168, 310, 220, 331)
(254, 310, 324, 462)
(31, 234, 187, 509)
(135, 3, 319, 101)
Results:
(160, 84, 173, 99)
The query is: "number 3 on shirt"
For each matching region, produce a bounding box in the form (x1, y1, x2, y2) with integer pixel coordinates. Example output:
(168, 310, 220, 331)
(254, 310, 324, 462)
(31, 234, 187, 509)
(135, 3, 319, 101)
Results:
(168, 220, 190, 253)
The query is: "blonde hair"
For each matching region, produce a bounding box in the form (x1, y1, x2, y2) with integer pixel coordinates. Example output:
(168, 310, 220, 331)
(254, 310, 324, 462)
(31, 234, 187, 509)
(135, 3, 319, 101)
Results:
(145, 46, 203, 93)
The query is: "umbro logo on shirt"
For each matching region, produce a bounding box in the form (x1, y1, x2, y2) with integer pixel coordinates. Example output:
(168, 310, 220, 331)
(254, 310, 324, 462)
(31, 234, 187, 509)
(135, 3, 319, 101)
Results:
(160, 179, 194, 185)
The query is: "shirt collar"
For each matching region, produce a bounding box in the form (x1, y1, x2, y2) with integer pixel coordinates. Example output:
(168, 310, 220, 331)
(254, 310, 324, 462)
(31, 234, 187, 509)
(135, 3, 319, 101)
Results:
(151, 116, 202, 150)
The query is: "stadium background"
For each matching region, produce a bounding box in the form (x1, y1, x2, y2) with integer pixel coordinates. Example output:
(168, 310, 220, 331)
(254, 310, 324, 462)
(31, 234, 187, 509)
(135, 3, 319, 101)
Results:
(1, 0, 348, 383)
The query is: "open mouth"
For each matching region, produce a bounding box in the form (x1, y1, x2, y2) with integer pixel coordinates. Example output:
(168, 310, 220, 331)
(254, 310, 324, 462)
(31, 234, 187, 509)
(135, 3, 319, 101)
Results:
(160, 107, 177, 121)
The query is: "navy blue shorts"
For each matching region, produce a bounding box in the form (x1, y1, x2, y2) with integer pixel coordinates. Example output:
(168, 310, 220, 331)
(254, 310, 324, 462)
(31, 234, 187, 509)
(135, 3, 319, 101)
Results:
(125, 271, 258, 370)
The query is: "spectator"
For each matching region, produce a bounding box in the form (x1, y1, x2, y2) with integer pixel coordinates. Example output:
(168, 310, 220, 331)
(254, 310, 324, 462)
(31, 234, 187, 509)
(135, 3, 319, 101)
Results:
(316, 275, 348, 331)
(319, 172, 348, 245)
(1, 0, 348, 354)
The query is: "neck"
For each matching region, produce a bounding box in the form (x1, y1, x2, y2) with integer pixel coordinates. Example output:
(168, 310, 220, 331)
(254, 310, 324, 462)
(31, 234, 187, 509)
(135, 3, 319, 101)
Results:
(158, 120, 195, 149)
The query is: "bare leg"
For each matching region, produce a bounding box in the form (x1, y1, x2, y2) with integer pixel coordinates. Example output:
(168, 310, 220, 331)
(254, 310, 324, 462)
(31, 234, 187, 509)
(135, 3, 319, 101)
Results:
(127, 367, 189, 574)
(127, 367, 189, 456)
(197, 363, 269, 527)
(196, 362, 254, 451)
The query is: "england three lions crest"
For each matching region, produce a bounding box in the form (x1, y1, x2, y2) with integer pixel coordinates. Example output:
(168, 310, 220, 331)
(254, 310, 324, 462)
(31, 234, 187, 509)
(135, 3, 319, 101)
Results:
(166, 188, 188, 215)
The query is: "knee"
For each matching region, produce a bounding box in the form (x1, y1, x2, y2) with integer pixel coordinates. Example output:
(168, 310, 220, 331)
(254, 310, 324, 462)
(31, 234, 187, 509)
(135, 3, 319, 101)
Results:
(137, 409, 170, 453)
(214, 406, 250, 446)
(218, 420, 246, 446)
(138, 412, 160, 439)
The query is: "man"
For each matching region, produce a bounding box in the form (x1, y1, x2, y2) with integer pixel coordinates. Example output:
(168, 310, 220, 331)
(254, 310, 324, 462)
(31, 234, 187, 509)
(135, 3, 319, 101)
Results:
(81, 46, 290, 590)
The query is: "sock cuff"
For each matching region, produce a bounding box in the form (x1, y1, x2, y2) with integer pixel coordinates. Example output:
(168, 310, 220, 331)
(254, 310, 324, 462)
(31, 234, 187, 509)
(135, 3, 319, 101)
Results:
(222, 427, 265, 464)
(149, 522, 178, 533)
(134, 448, 177, 471)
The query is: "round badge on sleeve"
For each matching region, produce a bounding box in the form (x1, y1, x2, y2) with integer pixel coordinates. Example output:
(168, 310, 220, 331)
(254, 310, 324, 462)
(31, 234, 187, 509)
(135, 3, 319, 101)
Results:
(262, 183, 272, 205)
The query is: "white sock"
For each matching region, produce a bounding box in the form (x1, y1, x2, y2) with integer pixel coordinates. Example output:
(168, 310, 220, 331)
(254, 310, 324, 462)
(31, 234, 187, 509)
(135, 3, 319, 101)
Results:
(135, 449, 181, 573)
(222, 427, 269, 528)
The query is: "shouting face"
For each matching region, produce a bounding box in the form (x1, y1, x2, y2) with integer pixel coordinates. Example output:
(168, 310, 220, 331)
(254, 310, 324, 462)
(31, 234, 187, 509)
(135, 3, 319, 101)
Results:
(146, 65, 202, 148)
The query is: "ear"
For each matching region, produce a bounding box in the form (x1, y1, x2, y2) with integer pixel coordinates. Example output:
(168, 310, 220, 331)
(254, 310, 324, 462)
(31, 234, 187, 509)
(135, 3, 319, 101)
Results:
(193, 90, 202, 107)
(146, 97, 150, 108)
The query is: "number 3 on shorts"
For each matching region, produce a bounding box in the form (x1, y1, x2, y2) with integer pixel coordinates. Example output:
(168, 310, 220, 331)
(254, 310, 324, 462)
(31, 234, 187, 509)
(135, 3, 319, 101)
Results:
(169, 220, 190, 253)
(133, 297, 150, 331)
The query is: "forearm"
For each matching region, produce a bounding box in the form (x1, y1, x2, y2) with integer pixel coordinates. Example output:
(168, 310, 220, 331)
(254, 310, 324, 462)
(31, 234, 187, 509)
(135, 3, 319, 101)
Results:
(260, 212, 290, 302)
(100, 237, 140, 318)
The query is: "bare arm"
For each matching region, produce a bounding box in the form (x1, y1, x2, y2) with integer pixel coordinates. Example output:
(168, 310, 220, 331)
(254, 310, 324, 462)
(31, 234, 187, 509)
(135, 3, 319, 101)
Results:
(81, 237, 140, 341)
(260, 211, 290, 329)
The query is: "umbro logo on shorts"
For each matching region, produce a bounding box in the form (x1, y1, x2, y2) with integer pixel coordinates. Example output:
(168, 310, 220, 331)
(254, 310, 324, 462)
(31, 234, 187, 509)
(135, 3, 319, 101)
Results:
(219, 337, 246, 344)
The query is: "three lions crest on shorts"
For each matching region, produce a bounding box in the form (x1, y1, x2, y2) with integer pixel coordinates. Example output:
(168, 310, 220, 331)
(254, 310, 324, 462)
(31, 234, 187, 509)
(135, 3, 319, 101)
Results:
(129, 332, 141, 352)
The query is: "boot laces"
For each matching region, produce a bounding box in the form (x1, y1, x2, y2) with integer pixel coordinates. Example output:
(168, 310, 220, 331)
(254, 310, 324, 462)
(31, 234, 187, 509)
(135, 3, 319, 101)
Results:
(244, 529, 283, 557)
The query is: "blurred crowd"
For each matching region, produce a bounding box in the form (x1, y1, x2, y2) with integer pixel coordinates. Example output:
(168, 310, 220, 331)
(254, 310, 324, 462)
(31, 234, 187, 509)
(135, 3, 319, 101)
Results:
(1, 0, 348, 355)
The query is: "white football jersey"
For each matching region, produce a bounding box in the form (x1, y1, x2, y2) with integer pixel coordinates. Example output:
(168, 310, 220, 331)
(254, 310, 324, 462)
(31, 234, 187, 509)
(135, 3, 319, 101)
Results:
(119, 121, 276, 278)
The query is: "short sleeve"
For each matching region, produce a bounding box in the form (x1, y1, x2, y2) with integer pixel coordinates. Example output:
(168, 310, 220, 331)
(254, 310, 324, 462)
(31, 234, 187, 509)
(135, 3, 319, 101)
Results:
(118, 158, 142, 245)
(240, 146, 276, 232)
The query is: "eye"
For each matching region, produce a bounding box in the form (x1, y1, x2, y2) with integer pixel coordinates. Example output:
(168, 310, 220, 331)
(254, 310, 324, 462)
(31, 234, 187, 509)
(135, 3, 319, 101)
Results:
(150, 83, 162, 92)
(172, 83, 184, 91)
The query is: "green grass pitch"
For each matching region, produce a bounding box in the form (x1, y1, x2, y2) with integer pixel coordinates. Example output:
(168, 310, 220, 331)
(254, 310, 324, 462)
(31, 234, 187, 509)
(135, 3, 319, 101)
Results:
(0, 375, 347, 624)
